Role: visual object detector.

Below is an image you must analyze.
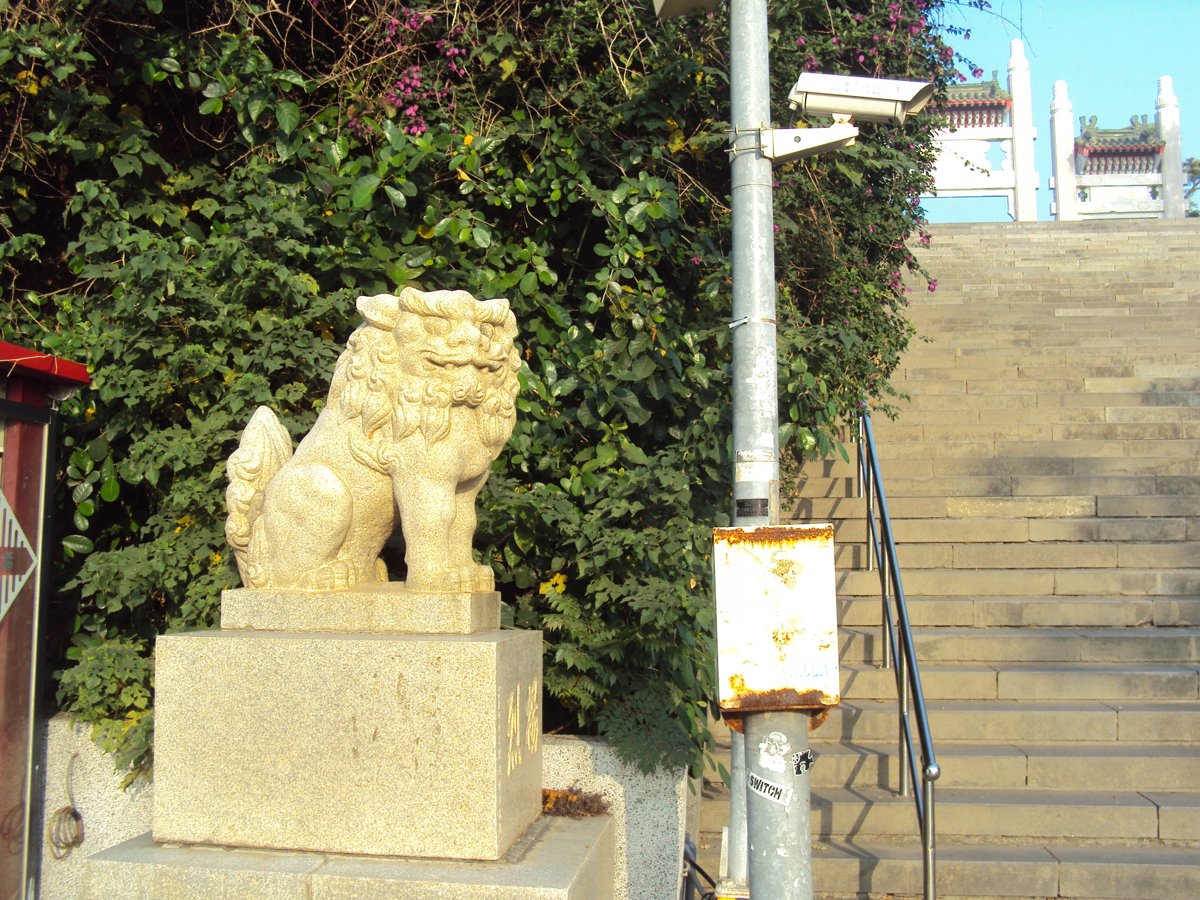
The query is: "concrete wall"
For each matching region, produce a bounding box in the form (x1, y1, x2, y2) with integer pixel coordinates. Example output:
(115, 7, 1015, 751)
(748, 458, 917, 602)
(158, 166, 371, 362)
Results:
(35, 715, 153, 900)
(34, 716, 695, 900)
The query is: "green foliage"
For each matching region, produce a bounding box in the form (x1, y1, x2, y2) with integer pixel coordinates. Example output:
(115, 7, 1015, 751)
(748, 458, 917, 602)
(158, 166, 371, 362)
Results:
(55, 634, 155, 779)
(2, 0, 961, 778)
(1186, 157, 1200, 217)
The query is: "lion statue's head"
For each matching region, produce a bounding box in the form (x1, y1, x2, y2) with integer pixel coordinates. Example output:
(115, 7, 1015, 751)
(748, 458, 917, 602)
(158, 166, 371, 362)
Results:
(328, 288, 521, 452)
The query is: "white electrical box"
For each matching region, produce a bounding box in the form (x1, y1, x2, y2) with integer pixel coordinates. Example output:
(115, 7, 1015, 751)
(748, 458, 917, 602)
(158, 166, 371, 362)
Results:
(713, 524, 840, 714)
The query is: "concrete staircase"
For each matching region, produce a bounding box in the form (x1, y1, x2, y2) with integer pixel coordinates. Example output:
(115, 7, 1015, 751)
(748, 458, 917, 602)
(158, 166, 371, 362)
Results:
(699, 221, 1200, 899)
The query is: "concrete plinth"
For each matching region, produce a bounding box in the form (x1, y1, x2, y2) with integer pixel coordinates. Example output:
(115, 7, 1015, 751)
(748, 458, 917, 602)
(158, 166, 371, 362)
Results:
(83, 815, 614, 899)
(219, 586, 501, 634)
(153, 627, 542, 860)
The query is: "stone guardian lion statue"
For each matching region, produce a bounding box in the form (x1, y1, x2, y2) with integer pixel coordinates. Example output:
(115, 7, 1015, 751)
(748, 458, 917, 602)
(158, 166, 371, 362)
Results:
(224, 288, 520, 593)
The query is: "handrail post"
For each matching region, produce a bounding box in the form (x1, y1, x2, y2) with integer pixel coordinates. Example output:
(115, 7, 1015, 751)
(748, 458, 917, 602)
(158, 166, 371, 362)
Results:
(880, 538, 891, 670)
(860, 418, 875, 573)
(923, 772, 938, 900)
(897, 647, 910, 797)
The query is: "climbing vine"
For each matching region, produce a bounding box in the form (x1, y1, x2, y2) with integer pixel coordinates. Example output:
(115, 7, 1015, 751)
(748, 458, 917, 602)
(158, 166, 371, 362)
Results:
(2, 0, 965, 775)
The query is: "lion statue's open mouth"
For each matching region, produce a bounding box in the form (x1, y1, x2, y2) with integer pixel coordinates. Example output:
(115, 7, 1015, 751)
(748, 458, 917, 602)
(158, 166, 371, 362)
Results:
(224, 287, 521, 593)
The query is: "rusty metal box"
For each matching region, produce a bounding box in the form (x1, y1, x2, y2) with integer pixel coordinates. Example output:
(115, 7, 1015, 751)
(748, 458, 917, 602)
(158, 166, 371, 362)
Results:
(712, 524, 840, 714)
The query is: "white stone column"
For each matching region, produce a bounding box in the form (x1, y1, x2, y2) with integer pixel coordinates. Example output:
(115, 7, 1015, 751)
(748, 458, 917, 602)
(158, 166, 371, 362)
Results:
(1008, 39, 1038, 221)
(1050, 80, 1080, 221)
(1157, 75, 1185, 219)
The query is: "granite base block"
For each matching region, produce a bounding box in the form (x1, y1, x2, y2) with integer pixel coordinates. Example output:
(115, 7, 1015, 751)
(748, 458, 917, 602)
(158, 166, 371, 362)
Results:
(153, 628, 541, 860)
(220, 585, 500, 634)
(82, 816, 614, 899)
(543, 735, 695, 900)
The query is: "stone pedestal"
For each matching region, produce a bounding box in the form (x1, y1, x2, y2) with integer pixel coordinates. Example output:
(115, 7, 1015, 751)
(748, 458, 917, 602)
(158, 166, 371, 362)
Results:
(151, 588, 540, 860)
(83, 817, 615, 899)
(153, 627, 542, 859)
(79, 586, 614, 897)
(219, 585, 501, 634)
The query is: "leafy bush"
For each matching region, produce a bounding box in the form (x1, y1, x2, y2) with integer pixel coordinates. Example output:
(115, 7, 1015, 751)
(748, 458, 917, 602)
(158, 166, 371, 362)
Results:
(2, 0, 964, 776)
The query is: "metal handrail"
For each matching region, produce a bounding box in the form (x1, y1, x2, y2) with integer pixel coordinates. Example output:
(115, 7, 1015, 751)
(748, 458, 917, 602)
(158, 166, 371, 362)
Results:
(856, 413, 942, 900)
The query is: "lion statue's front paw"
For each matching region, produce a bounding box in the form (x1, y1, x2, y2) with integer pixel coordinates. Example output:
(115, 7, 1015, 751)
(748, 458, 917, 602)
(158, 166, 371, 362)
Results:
(298, 561, 353, 591)
(469, 564, 495, 593)
(404, 564, 494, 594)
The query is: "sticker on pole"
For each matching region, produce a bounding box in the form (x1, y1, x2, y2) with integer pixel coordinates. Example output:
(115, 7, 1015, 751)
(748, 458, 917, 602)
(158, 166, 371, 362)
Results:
(758, 731, 791, 773)
(792, 750, 815, 775)
(748, 771, 794, 806)
(0, 492, 37, 626)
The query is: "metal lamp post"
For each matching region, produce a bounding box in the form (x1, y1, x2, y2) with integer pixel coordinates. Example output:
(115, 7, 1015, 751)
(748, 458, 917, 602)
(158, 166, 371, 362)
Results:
(650, 2, 932, 896)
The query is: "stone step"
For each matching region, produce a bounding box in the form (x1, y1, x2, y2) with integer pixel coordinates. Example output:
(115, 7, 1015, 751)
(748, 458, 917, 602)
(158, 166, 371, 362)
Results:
(699, 781, 1190, 844)
(789, 466, 1199, 509)
(892, 390, 1200, 411)
(1028, 517, 1199, 542)
(902, 346, 1199, 365)
(1099, 495, 1200, 516)
(706, 735, 1200, 793)
(872, 439, 1200, 461)
(837, 567, 1200, 598)
(838, 625, 1200, 665)
(820, 699, 1200, 744)
(922, 286, 1200, 301)
(807, 493, 1129, 520)
(809, 786, 1172, 843)
(877, 421, 1200, 442)
(803, 471, 1200, 499)
(915, 326, 1197, 342)
(882, 474, 1171, 498)
(797, 476, 859, 497)
(827, 516, 1200, 546)
(876, 541, 1198, 571)
(990, 663, 1200, 701)
(835, 596, 1200, 628)
(896, 366, 1200, 386)
(919, 271, 1200, 285)
(890, 406, 1200, 426)
(807, 839, 1200, 900)
(835, 661, 1199, 703)
(1018, 742, 1200, 793)
(925, 455, 1200, 477)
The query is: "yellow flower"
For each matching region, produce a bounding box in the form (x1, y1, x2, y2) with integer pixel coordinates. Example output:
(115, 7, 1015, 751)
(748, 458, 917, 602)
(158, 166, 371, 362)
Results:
(323, 209, 333, 216)
(16, 70, 38, 95)
(538, 572, 568, 595)
(464, 133, 474, 147)
(211, 552, 223, 566)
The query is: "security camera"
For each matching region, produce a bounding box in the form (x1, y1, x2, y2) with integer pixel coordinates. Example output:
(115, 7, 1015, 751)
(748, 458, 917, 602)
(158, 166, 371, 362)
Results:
(788, 73, 935, 125)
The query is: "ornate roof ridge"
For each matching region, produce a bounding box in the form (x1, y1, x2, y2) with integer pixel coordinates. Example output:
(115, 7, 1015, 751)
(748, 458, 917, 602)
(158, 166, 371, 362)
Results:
(944, 70, 1011, 103)
(1076, 114, 1163, 150)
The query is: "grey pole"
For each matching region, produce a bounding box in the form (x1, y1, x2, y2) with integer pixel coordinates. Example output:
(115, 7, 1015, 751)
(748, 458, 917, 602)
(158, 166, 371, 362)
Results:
(729, 0, 779, 530)
(726, 730, 749, 888)
(724, 0, 779, 893)
(745, 712, 815, 898)
(728, 2, 817, 898)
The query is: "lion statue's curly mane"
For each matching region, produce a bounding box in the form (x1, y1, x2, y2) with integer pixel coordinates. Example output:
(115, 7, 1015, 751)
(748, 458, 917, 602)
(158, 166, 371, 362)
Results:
(225, 288, 520, 593)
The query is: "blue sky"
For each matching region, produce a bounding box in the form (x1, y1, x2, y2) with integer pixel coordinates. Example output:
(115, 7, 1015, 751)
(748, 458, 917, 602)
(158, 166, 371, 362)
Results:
(924, 0, 1198, 222)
